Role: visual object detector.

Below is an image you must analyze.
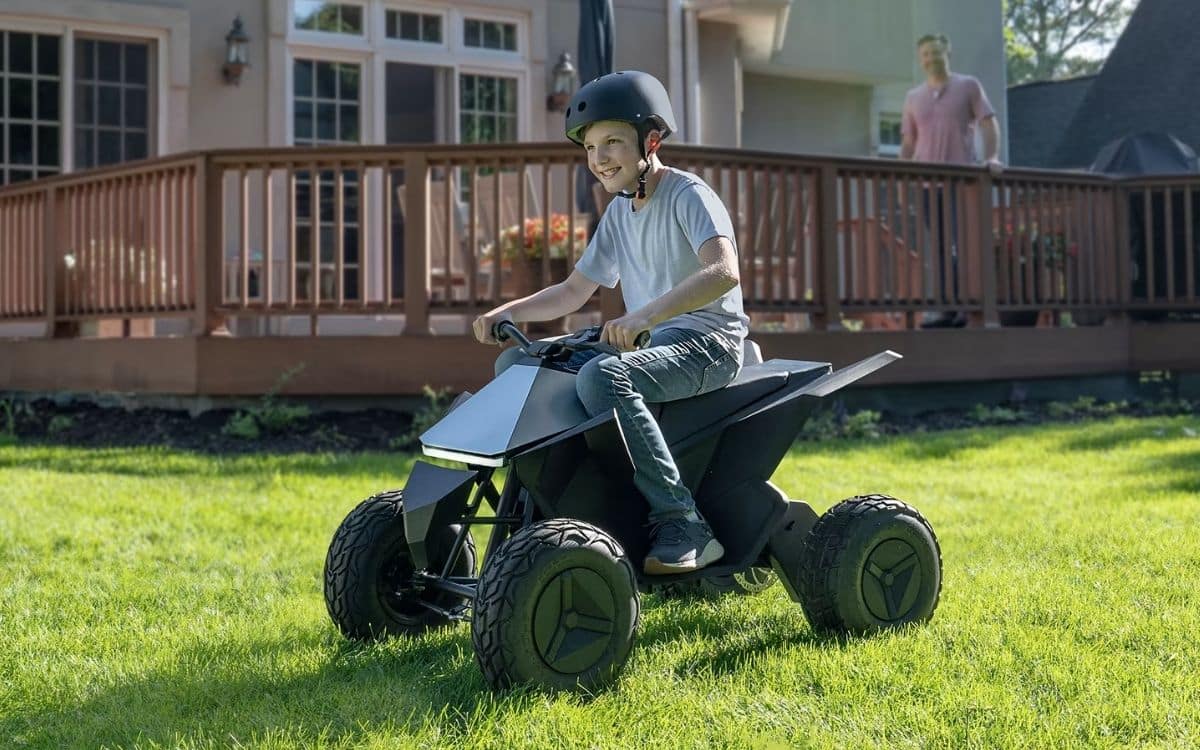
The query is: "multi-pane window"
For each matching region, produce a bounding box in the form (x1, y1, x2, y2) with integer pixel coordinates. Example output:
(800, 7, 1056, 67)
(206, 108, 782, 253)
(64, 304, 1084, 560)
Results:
(75, 39, 151, 169)
(1, 31, 61, 184)
(878, 113, 902, 157)
(293, 58, 361, 300)
(294, 1, 364, 34)
(386, 10, 442, 43)
(463, 18, 516, 52)
(294, 59, 360, 144)
(460, 74, 516, 143)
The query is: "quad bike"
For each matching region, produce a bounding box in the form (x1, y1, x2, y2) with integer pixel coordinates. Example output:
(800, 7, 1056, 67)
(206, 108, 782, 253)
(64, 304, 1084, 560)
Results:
(324, 322, 942, 691)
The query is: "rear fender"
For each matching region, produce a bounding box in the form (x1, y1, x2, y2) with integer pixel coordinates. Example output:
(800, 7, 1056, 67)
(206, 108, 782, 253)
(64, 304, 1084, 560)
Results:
(767, 500, 820, 603)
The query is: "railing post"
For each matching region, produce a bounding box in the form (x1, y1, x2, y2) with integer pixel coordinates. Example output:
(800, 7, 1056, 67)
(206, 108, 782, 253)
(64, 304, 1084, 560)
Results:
(42, 185, 58, 337)
(1108, 182, 1128, 324)
(195, 155, 228, 336)
(402, 150, 432, 335)
(1114, 184, 1132, 313)
(815, 163, 842, 330)
(977, 172, 999, 328)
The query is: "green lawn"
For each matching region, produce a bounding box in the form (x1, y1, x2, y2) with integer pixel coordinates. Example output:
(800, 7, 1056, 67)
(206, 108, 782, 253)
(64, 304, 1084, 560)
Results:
(2, 416, 1199, 749)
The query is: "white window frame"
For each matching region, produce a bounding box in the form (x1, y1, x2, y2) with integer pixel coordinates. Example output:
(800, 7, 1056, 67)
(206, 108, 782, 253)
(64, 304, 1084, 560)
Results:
(284, 2, 531, 146)
(0, 13, 168, 174)
(456, 66, 522, 144)
(877, 112, 903, 158)
(285, 45, 371, 146)
(381, 4, 448, 50)
(291, 1, 368, 39)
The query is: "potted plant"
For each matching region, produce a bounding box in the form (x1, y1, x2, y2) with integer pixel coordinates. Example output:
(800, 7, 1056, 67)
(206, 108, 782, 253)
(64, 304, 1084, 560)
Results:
(499, 214, 588, 297)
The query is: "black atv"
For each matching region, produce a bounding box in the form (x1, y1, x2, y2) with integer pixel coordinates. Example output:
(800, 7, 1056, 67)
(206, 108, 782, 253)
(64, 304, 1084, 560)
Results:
(324, 322, 942, 691)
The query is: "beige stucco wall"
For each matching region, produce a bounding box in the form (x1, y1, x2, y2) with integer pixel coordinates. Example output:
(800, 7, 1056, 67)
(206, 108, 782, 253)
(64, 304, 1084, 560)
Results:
(698, 20, 739, 148)
(768, 0, 914, 85)
(740, 74, 871, 156)
(187, 0, 269, 149)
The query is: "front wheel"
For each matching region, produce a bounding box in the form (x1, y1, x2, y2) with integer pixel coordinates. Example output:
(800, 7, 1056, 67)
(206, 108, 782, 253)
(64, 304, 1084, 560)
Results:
(472, 518, 639, 691)
(798, 495, 942, 635)
(324, 490, 476, 640)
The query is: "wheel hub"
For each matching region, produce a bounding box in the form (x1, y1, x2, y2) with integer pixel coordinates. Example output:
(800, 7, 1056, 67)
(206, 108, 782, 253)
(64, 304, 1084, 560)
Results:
(862, 539, 922, 622)
(532, 568, 616, 674)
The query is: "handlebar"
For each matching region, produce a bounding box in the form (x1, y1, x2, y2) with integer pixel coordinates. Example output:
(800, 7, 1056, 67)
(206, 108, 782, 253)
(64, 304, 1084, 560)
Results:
(492, 321, 651, 358)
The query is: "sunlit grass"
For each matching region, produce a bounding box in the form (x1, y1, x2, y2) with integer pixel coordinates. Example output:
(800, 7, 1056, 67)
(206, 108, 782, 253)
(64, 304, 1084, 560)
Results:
(2, 415, 1199, 749)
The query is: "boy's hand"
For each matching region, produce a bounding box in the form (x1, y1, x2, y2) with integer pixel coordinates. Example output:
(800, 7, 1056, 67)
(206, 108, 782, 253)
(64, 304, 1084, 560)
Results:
(601, 313, 652, 352)
(473, 310, 513, 345)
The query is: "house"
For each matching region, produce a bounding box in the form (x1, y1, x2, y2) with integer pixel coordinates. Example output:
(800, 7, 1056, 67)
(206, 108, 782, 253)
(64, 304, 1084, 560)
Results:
(1007, 0, 1200, 169)
(0, 0, 1005, 181)
(15, 2, 1191, 402)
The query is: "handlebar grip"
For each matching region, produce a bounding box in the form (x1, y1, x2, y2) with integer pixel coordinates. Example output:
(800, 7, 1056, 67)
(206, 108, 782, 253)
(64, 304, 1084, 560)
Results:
(493, 320, 533, 348)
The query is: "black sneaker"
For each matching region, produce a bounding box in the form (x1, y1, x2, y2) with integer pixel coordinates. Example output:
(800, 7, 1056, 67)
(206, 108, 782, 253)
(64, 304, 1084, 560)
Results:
(644, 515, 725, 575)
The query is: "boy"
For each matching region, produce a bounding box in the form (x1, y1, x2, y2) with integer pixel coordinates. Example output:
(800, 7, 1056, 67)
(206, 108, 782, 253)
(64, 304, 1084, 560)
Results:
(472, 71, 749, 574)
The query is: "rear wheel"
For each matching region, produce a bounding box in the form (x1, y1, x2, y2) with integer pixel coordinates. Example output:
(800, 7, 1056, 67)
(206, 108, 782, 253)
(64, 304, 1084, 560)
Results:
(324, 490, 476, 640)
(798, 495, 941, 635)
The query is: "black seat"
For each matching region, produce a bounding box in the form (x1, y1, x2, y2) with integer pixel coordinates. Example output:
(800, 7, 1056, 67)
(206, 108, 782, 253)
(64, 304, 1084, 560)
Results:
(656, 364, 790, 445)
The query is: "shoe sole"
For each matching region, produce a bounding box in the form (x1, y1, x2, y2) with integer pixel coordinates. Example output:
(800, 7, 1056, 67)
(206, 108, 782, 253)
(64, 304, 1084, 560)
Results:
(643, 538, 725, 575)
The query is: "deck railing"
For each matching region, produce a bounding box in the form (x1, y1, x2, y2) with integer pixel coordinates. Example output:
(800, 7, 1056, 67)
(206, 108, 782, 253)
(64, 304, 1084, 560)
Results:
(1, 143, 1198, 336)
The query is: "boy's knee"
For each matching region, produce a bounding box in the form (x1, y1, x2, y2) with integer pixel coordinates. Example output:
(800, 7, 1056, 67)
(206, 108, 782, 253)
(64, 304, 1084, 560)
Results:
(576, 354, 629, 414)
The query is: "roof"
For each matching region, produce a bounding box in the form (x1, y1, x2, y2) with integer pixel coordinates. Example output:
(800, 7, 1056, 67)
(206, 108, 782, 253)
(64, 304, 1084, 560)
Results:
(1051, 0, 1200, 168)
(1006, 75, 1096, 168)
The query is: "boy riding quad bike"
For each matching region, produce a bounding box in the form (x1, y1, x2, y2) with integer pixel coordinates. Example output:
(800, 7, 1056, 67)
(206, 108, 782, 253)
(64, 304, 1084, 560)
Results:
(322, 72, 942, 691)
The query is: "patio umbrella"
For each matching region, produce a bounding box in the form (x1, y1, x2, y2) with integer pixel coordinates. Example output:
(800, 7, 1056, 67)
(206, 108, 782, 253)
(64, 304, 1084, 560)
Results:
(1089, 131, 1200, 176)
(575, 0, 615, 215)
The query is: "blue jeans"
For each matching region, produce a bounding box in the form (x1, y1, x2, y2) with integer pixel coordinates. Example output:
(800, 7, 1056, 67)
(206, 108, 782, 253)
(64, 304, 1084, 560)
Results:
(496, 327, 742, 521)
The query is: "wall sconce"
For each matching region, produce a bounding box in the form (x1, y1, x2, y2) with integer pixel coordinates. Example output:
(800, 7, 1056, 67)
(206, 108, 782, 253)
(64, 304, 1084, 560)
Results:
(547, 52, 577, 112)
(223, 16, 250, 85)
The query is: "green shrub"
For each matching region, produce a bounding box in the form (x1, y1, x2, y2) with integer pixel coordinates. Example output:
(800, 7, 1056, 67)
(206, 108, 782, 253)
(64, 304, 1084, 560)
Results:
(47, 415, 74, 435)
(843, 409, 882, 439)
(221, 364, 310, 439)
(221, 411, 260, 440)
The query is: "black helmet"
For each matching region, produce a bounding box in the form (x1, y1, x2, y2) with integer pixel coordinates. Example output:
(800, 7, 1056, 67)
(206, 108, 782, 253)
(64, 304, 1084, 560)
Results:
(564, 70, 677, 149)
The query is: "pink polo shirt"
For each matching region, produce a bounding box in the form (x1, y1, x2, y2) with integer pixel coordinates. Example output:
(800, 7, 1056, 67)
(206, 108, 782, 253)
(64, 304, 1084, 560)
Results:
(902, 73, 996, 164)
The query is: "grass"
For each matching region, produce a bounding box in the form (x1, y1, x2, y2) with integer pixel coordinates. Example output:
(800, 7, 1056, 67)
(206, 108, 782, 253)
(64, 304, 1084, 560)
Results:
(1, 415, 1199, 749)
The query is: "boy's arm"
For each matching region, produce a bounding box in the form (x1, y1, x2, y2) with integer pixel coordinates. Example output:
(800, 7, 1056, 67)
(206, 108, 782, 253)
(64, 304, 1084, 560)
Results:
(602, 236, 739, 351)
(473, 270, 599, 344)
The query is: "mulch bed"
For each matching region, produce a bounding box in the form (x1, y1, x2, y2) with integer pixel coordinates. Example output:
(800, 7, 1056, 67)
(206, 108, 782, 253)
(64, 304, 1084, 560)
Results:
(0, 395, 1193, 454)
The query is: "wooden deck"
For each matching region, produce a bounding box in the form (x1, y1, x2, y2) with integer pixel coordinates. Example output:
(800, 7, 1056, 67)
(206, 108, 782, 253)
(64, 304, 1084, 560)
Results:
(1, 322, 1196, 396)
(2, 143, 1199, 396)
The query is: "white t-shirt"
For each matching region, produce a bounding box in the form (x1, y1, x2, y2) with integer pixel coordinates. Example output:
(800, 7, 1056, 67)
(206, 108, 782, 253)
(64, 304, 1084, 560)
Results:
(575, 167, 749, 353)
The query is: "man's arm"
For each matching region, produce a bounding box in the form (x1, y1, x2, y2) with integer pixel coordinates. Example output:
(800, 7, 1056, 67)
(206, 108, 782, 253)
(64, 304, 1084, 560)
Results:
(979, 114, 1003, 175)
(900, 98, 917, 160)
(473, 270, 599, 344)
(602, 236, 739, 351)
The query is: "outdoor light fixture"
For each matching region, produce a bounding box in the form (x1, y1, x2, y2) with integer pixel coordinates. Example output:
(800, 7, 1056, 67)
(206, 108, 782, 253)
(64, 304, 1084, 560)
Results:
(547, 52, 577, 111)
(223, 16, 250, 85)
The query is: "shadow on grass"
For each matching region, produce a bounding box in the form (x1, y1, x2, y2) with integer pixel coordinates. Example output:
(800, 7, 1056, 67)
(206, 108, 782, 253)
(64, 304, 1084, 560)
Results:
(3, 629, 493, 748)
(2, 595, 846, 747)
(1052, 418, 1200, 494)
(637, 595, 855, 679)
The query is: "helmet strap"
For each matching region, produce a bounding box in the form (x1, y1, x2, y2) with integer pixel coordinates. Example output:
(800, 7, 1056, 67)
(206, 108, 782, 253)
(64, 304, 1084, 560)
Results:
(620, 130, 662, 202)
